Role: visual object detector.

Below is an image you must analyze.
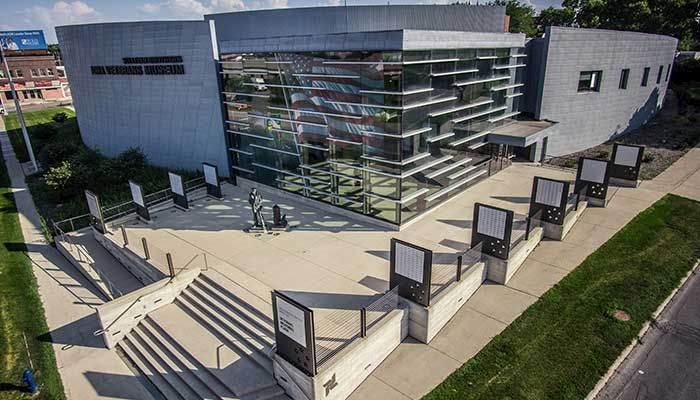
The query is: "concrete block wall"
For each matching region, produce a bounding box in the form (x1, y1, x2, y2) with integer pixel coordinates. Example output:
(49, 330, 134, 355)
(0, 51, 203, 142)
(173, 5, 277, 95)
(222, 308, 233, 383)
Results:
(535, 27, 677, 156)
(55, 21, 229, 176)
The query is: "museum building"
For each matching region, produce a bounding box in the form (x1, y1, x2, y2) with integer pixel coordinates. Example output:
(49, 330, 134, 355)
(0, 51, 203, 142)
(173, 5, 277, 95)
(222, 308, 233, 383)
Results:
(55, 5, 677, 226)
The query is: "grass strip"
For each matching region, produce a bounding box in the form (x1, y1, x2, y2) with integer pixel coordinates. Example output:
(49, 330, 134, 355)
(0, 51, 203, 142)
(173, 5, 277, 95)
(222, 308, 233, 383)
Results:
(0, 151, 65, 399)
(425, 194, 700, 400)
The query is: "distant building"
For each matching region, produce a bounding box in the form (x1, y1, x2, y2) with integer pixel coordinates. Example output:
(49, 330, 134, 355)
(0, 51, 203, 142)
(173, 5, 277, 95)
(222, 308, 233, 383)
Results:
(0, 30, 70, 109)
(55, 5, 677, 226)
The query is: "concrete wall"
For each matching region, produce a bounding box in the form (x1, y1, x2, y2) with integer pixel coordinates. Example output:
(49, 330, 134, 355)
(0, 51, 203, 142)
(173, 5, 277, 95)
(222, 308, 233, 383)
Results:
(534, 27, 677, 156)
(55, 21, 229, 175)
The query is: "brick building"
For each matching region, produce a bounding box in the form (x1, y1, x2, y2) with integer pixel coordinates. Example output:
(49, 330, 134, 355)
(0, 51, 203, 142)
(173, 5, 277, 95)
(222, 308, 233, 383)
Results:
(1, 49, 70, 107)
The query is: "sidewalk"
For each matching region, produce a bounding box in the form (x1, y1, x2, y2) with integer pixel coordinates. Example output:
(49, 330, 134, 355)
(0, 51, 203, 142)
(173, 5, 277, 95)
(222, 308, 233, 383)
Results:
(350, 145, 700, 400)
(0, 118, 153, 400)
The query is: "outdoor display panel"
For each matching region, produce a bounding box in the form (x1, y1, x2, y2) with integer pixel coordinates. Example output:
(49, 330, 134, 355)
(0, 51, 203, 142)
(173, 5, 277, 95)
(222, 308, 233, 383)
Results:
(202, 162, 222, 199)
(168, 172, 188, 209)
(610, 143, 645, 181)
(389, 238, 433, 307)
(271, 291, 317, 377)
(84, 190, 106, 234)
(471, 203, 514, 260)
(529, 177, 570, 225)
(0, 30, 47, 51)
(129, 180, 150, 221)
(574, 157, 611, 200)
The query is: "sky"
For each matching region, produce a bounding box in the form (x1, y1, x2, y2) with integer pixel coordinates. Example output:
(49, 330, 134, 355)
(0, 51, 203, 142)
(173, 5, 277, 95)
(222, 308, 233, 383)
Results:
(1, 0, 564, 43)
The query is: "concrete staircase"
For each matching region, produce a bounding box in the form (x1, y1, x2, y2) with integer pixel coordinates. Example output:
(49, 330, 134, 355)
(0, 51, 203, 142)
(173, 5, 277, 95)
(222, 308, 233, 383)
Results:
(117, 272, 286, 400)
(56, 231, 144, 299)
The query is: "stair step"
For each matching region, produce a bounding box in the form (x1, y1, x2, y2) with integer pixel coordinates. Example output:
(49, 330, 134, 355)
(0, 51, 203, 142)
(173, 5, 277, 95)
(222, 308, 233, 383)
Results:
(131, 327, 220, 400)
(240, 385, 288, 400)
(121, 336, 194, 400)
(138, 319, 236, 400)
(198, 273, 274, 322)
(177, 292, 274, 373)
(118, 340, 183, 400)
(150, 303, 278, 395)
(188, 281, 274, 346)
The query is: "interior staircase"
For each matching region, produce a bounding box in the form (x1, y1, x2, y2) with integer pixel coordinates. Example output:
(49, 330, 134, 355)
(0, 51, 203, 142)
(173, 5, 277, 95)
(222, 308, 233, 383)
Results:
(116, 272, 287, 400)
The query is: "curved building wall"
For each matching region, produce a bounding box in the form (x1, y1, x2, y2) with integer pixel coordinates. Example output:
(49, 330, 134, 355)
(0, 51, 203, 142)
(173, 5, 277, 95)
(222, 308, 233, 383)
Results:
(55, 21, 229, 175)
(533, 27, 677, 156)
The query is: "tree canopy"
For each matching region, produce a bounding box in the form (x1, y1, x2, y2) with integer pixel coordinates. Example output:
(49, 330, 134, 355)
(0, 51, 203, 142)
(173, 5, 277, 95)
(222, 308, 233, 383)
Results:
(476, 0, 699, 50)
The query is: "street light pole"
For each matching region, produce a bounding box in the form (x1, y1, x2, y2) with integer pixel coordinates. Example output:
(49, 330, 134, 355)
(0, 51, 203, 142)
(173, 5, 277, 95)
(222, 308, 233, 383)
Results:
(0, 45, 38, 172)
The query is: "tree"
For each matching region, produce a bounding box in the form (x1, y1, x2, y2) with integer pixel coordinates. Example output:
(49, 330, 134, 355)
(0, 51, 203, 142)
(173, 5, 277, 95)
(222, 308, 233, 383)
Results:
(47, 43, 62, 63)
(536, 6, 575, 33)
(492, 0, 537, 37)
(557, 0, 700, 49)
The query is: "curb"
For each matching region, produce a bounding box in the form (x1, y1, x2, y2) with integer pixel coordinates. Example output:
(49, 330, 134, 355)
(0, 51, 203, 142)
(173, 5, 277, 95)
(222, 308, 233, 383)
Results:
(585, 259, 700, 400)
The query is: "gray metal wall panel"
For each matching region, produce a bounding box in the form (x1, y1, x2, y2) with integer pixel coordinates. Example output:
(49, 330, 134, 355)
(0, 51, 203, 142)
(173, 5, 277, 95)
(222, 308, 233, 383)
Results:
(55, 21, 229, 176)
(207, 5, 506, 44)
(536, 27, 677, 156)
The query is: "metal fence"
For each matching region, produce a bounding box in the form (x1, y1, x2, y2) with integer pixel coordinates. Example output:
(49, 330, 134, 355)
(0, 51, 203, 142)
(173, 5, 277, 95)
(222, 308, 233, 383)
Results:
(313, 286, 400, 370)
(430, 244, 484, 299)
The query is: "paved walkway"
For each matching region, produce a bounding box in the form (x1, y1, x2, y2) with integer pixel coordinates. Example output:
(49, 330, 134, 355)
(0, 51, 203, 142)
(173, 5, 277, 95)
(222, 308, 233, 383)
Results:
(350, 145, 700, 400)
(0, 118, 153, 400)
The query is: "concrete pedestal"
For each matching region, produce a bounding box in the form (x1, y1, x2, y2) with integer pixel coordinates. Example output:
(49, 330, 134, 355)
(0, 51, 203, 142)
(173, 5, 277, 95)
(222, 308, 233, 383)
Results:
(542, 200, 588, 241)
(407, 261, 486, 343)
(486, 226, 544, 284)
(610, 177, 640, 188)
(272, 306, 408, 400)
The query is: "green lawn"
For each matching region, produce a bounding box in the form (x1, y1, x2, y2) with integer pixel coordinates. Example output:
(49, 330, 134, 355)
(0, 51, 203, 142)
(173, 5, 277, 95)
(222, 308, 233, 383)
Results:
(0, 153, 65, 399)
(425, 194, 700, 400)
(3, 108, 77, 164)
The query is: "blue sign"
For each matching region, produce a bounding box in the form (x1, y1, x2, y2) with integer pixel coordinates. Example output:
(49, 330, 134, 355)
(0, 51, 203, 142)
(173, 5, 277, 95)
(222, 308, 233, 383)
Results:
(0, 31, 48, 51)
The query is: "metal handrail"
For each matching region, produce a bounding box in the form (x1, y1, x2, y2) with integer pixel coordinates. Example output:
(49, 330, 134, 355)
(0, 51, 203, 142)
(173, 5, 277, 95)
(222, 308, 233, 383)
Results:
(54, 222, 122, 298)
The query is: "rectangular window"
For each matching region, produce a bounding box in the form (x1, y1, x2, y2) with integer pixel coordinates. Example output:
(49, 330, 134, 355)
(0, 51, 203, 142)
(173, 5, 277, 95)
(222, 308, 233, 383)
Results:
(656, 65, 663, 84)
(619, 68, 630, 89)
(641, 67, 650, 86)
(0, 69, 4, 78)
(31, 69, 38, 77)
(47, 68, 54, 76)
(578, 70, 602, 92)
(665, 64, 671, 82)
(58, 69, 65, 77)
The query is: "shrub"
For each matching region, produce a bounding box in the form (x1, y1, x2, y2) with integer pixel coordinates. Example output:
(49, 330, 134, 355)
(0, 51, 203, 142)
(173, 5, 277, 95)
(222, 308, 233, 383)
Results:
(642, 153, 655, 163)
(51, 112, 68, 124)
(44, 161, 77, 200)
(33, 124, 58, 141)
(114, 148, 148, 181)
(594, 149, 610, 159)
(37, 139, 80, 168)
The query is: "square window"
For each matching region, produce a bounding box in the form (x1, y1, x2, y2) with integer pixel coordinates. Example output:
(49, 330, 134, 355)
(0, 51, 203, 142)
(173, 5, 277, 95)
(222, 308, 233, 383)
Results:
(578, 70, 602, 92)
(619, 69, 630, 89)
(641, 67, 650, 86)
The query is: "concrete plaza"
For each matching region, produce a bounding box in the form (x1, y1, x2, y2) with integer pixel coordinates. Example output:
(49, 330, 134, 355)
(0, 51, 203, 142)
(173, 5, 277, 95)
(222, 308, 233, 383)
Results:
(4, 104, 700, 399)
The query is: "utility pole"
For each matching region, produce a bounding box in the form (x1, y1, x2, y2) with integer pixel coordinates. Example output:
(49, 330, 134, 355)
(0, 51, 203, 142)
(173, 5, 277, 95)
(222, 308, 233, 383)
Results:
(0, 45, 38, 172)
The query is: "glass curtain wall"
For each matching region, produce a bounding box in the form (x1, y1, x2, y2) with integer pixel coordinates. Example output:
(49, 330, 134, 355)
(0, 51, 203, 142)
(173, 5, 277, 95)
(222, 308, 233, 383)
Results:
(220, 47, 525, 224)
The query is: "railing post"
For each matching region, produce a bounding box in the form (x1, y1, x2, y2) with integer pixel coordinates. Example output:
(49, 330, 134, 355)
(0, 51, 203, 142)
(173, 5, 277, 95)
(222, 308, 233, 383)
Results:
(203, 252, 208, 270)
(525, 217, 532, 240)
(360, 308, 367, 338)
(70, 218, 75, 232)
(120, 225, 128, 246)
(142, 238, 150, 260)
(166, 253, 175, 277)
(456, 255, 463, 282)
